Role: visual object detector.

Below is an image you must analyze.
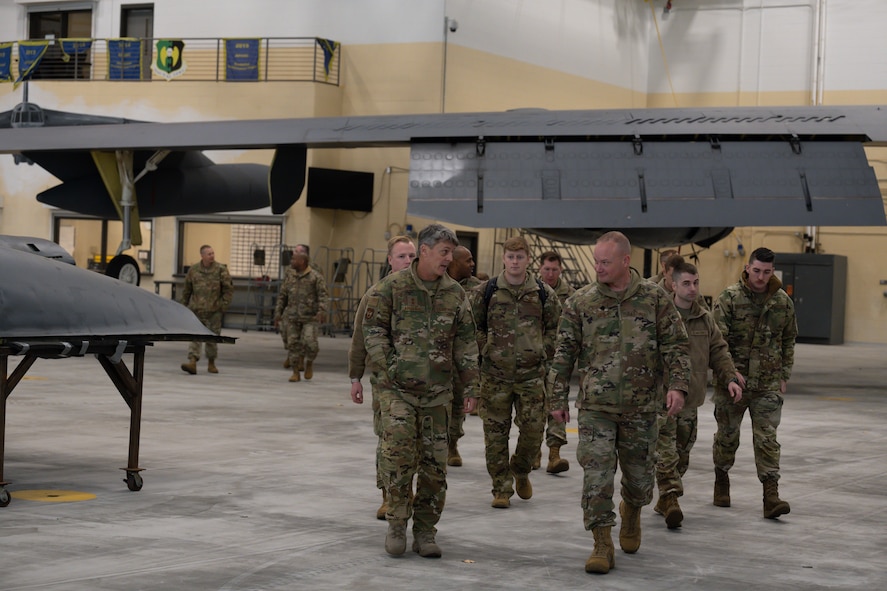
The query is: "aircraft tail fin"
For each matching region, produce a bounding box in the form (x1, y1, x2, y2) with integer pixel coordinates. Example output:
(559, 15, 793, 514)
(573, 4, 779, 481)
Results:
(269, 145, 307, 214)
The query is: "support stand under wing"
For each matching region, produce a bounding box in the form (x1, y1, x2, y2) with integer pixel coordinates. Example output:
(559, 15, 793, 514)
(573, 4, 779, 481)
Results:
(0, 342, 149, 506)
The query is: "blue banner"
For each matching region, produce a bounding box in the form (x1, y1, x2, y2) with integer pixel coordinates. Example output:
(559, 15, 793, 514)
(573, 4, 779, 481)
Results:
(108, 38, 142, 80)
(0, 42, 11, 82)
(60, 38, 92, 62)
(316, 38, 339, 81)
(225, 38, 259, 81)
(15, 40, 49, 88)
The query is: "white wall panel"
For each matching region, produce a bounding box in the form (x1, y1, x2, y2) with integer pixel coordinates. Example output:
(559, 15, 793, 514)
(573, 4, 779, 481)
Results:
(823, 0, 887, 91)
(446, 0, 651, 93)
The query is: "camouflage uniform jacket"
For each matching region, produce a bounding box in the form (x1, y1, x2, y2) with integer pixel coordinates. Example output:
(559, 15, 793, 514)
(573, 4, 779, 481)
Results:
(275, 267, 328, 322)
(679, 298, 737, 408)
(552, 277, 576, 304)
(548, 268, 691, 414)
(362, 260, 479, 408)
(459, 275, 483, 290)
(470, 271, 561, 383)
(349, 288, 373, 381)
(182, 261, 234, 314)
(713, 272, 797, 393)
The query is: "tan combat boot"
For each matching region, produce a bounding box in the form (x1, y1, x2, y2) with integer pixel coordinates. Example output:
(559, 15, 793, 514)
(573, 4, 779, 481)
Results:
(660, 492, 683, 529)
(714, 468, 731, 507)
(619, 501, 642, 553)
(532, 448, 542, 470)
(385, 519, 407, 556)
(447, 441, 462, 467)
(546, 446, 570, 474)
(288, 369, 301, 382)
(514, 472, 533, 500)
(295, 356, 304, 372)
(303, 359, 313, 380)
(376, 489, 388, 520)
(207, 359, 218, 374)
(491, 493, 510, 509)
(585, 526, 615, 574)
(763, 477, 791, 519)
(283, 357, 290, 369)
(412, 529, 442, 558)
(180, 357, 197, 375)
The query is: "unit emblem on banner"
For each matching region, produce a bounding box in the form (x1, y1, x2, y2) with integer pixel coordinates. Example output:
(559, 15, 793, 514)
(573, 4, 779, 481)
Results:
(152, 39, 186, 80)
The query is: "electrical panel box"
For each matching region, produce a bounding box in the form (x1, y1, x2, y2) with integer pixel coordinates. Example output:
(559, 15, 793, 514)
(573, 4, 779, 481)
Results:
(775, 253, 847, 345)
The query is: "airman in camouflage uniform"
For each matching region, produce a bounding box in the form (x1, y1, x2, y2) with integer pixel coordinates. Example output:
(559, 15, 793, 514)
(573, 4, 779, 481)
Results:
(712, 247, 797, 519)
(471, 237, 561, 509)
(654, 262, 742, 529)
(362, 224, 479, 558)
(548, 232, 690, 575)
(280, 244, 324, 370)
(348, 235, 416, 520)
(274, 252, 328, 382)
(537, 250, 576, 474)
(180, 244, 234, 374)
(445, 245, 482, 467)
(648, 248, 679, 284)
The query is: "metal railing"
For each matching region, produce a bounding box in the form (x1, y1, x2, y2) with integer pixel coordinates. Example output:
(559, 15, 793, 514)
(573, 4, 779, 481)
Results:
(6, 37, 340, 84)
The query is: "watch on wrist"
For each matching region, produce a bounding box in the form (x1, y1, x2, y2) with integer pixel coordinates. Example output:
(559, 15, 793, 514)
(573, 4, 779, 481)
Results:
(351, 378, 360, 383)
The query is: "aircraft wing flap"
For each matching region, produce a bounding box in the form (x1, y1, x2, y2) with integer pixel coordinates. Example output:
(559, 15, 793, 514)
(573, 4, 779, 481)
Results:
(407, 140, 886, 228)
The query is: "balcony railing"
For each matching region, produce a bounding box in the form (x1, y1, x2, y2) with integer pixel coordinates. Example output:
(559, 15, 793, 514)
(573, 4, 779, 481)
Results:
(4, 37, 340, 84)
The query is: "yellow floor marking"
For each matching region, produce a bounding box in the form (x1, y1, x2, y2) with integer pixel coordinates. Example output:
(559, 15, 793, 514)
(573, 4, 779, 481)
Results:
(566, 428, 578, 434)
(11, 489, 97, 502)
(22, 376, 48, 381)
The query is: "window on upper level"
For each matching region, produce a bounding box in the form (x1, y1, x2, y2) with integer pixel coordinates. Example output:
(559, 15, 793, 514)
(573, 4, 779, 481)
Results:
(27, 6, 93, 80)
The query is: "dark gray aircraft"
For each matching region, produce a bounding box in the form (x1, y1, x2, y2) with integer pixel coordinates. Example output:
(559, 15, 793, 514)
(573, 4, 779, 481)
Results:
(0, 235, 232, 506)
(1, 101, 885, 278)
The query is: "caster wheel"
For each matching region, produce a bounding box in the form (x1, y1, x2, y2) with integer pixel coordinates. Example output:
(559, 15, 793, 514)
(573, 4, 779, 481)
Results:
(0, 488, 10, 507)
(125, 472, 143, 491)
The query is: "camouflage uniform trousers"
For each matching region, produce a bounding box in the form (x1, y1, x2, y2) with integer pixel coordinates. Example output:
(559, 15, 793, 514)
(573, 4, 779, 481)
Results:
(283, 319, 319, 365)
(712, 389, 783, 482)
(654, 406, 699, 497)
(188, 311, 223, 360)
(545, 412, 568, 449)
(577, 409, 658, 530)
(371, 383, 383, 490)
(449, 404, 465, 446)
(478, 373, 545, 497)
(377, 388, 450, 534)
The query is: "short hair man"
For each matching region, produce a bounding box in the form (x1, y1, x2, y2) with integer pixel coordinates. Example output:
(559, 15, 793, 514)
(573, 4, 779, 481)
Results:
(712, 247, 797, 519)
(180, 244, 234, 374)
(649, 248, 679, 283)
(445, 244, 482, 467)
(363, 224, 479, 558)
(536, 250, 575, 474)
(274, 251, 328, 382)
(548, 231, 690, 575)
(349, 235, 417, 520)
(471, 236, 561, 509)
(653, 261, 743, 529)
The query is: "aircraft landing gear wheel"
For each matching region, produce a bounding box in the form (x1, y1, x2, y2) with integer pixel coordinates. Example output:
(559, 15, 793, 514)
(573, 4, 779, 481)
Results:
(106, 254, 141, 286)
(0, 487, 10, 507)
(124, 471, 143, 492)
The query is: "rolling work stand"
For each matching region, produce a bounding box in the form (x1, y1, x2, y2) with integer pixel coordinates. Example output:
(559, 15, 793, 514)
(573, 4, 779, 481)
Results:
(0, 340, 149, 507)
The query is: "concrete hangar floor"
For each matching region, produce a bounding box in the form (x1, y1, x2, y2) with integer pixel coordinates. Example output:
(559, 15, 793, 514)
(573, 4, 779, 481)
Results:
(1, 331, 885, 590)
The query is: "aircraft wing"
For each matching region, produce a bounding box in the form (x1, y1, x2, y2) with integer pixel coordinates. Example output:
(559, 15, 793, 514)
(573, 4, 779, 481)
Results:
(0, 105, 884, 231)
(0, 240, 233, 356)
